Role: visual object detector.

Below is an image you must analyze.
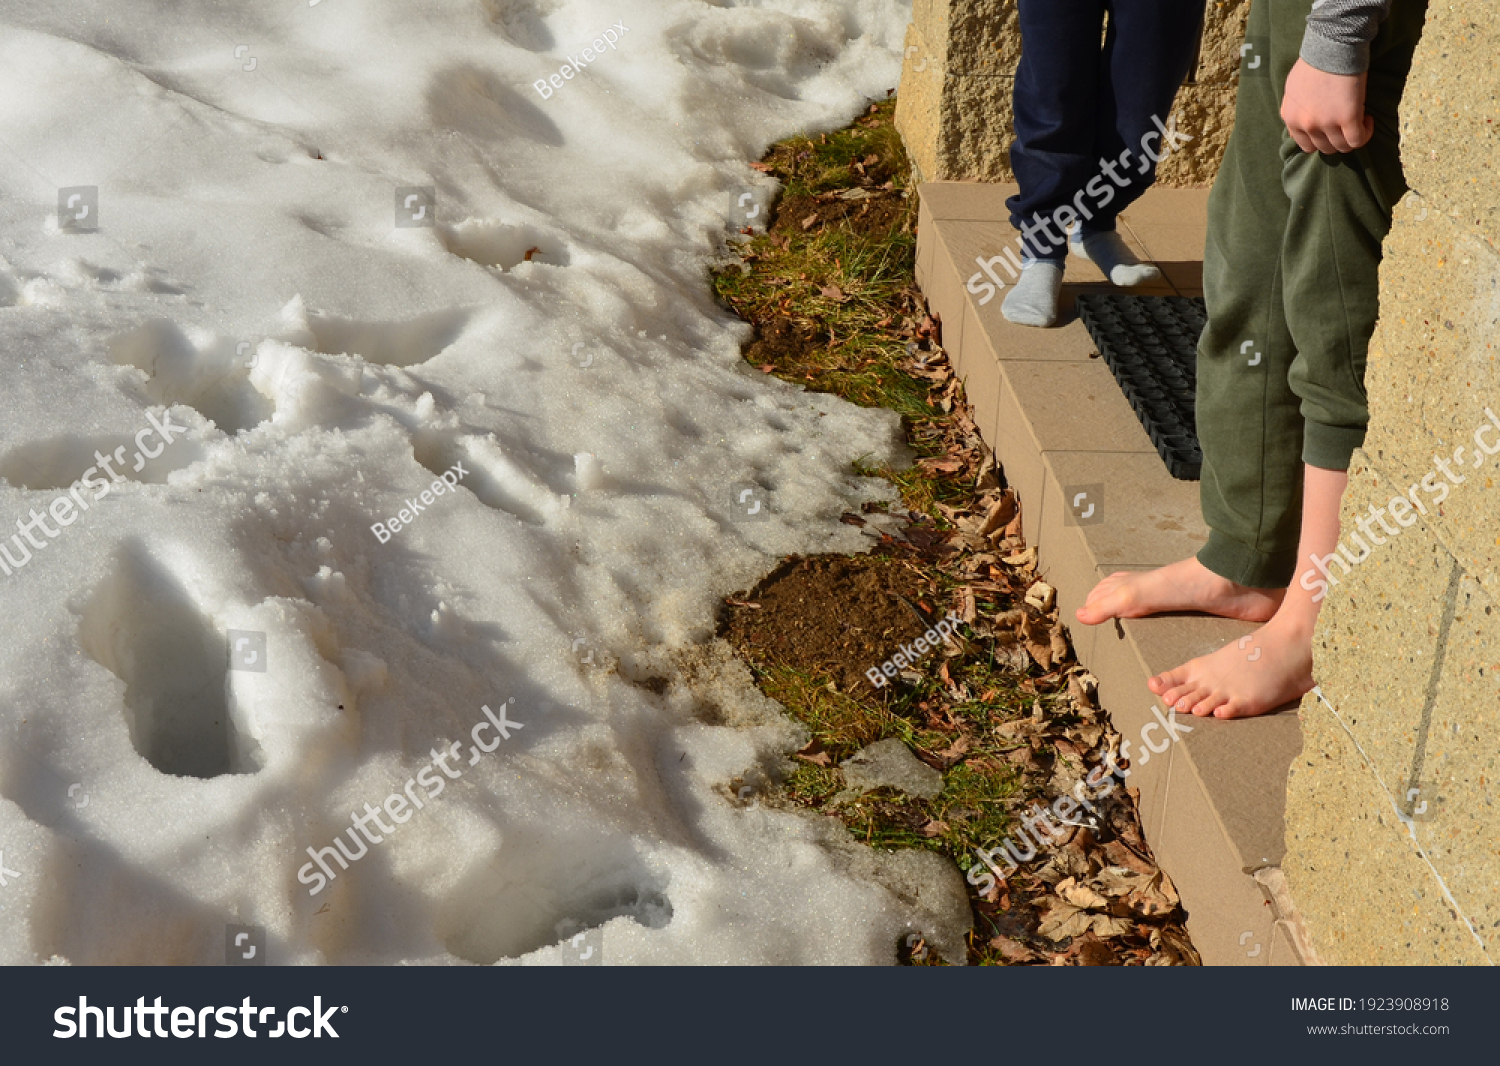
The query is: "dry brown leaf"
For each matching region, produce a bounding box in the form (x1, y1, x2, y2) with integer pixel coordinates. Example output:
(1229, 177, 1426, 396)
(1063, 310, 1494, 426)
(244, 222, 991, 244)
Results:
(1101, 841, 1155, 877)
(1024, 580, 1056, 612)
(989, 936, 1037, 962)
(1089, 914, 1137, 939)
(1072, 721, 1104, 749)
(1049, 625, 1071, 664)
(1037, 901, 1093, 941)
(1151, 925, 1202, 965)
(795, 739, 832, 767)
(919, 457, 965, 475)
(1124, 869, 1182, 919)
(1068, 936, 1118, 966)
(1050, 737, 1083, 760)
(996, 639, 1031, 674)
(1056, 877, 1111, 911)
(977, 492, 1018, 537)
(1095, 866, 1149, 898)
(995, 717, 1044, 739)
(800, 213, 819, 231)
(1004, 746, 1043, 772)
(1021, 616, 1052, 670)
(1042, 842, 1092, 884)
(1004, 547, 1037, 568)
(960, 586, 977, 624)
(932, 734, 972, 767)
(1039, 897, 1133, 941)
(1068, 673, 1099, 711)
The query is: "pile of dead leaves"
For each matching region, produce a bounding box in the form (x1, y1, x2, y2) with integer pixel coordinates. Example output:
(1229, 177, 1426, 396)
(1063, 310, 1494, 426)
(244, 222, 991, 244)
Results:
(853, 360, 1201, 965)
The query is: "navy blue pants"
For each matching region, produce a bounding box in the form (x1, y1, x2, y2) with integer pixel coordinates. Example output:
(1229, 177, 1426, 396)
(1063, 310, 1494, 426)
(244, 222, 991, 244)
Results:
(1007, 0, 1206, 259)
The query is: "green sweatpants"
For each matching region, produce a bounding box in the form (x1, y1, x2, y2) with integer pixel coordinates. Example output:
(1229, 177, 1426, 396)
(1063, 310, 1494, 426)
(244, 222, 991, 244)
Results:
(1194, 0, 1427, 589)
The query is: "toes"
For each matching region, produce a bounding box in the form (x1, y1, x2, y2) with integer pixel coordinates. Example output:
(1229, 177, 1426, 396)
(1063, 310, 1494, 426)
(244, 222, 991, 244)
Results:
(1156, 666, 1212, 715)
(1078, 589, 1126, 625)
(1164, 687, 1192, 710)
(1191, 689, 1230, 718)
(1082, 574, 1125, 606)
(1178, 688, 1211, 716)
(1152, 664, 1189, 693)
(1214, 695, 1266, 720)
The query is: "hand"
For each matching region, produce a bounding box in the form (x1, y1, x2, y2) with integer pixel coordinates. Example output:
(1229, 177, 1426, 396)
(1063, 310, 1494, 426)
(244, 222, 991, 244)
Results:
(1281, 58, 1372, 153)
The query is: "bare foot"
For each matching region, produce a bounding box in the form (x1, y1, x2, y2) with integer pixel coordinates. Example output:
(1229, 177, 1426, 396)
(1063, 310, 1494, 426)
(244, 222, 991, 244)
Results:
(1075, 555, 1284, 626)
(1147, 613, 1315, 719)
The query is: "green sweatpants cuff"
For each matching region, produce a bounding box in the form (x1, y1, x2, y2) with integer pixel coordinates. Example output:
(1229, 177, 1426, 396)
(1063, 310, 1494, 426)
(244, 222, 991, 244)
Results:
(1197, 529, 1300, 589)
(1302, 420, 1366, 472)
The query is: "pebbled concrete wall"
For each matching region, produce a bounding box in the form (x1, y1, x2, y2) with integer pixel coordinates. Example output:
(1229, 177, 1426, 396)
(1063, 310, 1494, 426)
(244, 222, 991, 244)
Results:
(1283, 5, 1500, 965)
(894, 0, 1247, 188)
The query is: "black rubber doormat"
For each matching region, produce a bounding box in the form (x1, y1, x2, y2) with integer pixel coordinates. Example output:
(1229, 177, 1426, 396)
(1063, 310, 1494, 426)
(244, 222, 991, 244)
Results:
(1075, 294, 1205, 481)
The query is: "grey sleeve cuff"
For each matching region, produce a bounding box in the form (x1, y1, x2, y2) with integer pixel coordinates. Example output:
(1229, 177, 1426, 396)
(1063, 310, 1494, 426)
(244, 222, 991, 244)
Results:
(1299, 24, 1371, 76)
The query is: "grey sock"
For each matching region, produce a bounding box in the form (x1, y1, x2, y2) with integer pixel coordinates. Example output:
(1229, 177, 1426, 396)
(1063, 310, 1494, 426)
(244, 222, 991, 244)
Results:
(1071, 229, 1161, 287)
(1001, 259, 1065, 328)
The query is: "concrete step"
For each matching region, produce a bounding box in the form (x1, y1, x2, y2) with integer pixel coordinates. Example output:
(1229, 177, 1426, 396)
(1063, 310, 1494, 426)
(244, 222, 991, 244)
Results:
(916, 180, 1310, 966)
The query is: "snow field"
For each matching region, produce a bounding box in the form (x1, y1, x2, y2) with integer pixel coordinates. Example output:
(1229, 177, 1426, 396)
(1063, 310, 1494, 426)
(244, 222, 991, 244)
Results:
(0, 0, 959, 965)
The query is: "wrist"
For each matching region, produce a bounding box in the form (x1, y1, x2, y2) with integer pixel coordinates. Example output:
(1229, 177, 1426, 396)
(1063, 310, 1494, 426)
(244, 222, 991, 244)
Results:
(1298, 26, 1371, 77)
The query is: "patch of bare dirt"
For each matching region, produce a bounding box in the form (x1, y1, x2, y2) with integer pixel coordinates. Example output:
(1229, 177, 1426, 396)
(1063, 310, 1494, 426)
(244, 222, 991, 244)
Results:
(719, 554, 936, 693)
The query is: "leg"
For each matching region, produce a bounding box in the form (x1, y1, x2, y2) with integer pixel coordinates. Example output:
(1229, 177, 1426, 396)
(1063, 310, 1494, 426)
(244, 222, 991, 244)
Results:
(1071, 0, 1206, 285)
(1078, 0, 1299, 626)
(1144, 0, 1428, 718)
(1088, 0, 1207, 227)
(1002, 0, 1107, 327)
(1006, 0, 1108, 261)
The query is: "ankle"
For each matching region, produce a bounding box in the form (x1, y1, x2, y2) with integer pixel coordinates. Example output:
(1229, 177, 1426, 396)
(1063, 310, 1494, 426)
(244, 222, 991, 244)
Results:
(1265, 602, 1317, 641)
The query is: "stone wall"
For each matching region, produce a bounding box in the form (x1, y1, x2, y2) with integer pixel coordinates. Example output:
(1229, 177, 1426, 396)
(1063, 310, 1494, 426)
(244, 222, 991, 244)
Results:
(894, 0, 1248, 188)
(1283, 5, 1500, 966)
